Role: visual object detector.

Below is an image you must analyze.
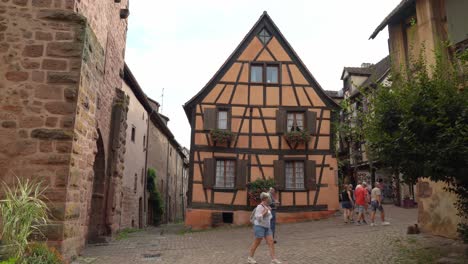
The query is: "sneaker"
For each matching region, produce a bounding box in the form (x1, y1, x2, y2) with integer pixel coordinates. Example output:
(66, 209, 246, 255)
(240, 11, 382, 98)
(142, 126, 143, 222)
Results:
(362, 220, 368, 224)
(370, 223, 376, 227)
(382, 221, 390, 226)
(355, 221, 362, 225)
(271, 259, 282, 264)
(247, 257, 257, 264)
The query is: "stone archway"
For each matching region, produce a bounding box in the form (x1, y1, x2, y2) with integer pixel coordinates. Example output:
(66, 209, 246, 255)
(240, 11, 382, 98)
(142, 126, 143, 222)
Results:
(88, 130, 109, 243)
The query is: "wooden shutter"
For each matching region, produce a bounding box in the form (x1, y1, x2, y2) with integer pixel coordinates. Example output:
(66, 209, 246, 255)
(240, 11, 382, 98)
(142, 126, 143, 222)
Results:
(274, 160, 285, 190)
(305, 160, 317, 190)
(276, 110, 286, 134)
(235, 159, 248, 190)
(203, 108, 217, 130)
(203, 158, 215, 188)
(306, 111, 317, 135)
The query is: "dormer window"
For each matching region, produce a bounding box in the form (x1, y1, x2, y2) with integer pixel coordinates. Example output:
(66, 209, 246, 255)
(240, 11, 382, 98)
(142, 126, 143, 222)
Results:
(258, 28, 271, 45)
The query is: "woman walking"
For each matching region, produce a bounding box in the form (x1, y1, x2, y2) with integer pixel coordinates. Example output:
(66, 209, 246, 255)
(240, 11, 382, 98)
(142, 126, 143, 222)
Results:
(248, 192, 281, 264)
(341, 185, 353, 223)
(268, 187, 279, 243)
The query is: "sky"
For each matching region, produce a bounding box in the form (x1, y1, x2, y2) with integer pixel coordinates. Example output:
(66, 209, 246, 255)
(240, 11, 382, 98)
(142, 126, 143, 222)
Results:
(125, 0, 401, 148)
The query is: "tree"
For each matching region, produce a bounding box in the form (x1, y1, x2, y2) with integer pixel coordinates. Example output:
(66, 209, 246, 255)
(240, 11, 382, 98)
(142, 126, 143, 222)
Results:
(363, 49, 468, 241)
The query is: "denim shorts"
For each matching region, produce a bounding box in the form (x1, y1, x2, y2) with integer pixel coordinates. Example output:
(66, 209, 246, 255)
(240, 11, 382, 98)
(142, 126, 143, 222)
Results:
(371, 201, 384, 212)
(357, 205, 365, 213)
(254, 225, 272, 238)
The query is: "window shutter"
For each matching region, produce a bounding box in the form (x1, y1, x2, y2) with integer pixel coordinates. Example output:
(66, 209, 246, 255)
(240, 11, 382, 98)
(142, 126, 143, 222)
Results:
(203, 158, 215, 188)
(305, 160, 317, 190)
(274, 160, 285, 190)
(203, 108, 216, 130)
(306, 111, 317, 135)
(235, 159, 248, 190)
(276, 110, 286, 134)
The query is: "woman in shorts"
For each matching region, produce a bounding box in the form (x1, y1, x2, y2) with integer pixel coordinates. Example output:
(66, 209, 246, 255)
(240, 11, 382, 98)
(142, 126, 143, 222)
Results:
(341, 184, 353, 223)
(247, 192, 281, 264)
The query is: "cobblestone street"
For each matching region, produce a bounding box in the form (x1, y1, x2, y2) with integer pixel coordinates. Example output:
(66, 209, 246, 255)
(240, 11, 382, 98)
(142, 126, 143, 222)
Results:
(73, 206, 466, 264)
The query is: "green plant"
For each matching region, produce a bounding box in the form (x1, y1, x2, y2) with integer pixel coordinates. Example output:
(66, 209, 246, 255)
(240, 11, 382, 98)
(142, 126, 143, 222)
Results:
(0, 178, 49, 259)
(20, 243, 63, 264)
(284, 130, 311, 145)
(247, 178, 276, 205)
(116, 228, 140, 240)
(209, 129, 235, 144)
(0, 258, 17, 264)
(147, 168, 164, 225)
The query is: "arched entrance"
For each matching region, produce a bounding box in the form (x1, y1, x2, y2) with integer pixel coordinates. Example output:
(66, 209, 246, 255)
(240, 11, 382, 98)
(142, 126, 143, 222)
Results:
(88, 130, 110, 243)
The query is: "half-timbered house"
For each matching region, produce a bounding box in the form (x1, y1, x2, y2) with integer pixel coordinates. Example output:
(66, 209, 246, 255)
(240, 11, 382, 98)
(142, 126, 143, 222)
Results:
(183, 12, 340, 229)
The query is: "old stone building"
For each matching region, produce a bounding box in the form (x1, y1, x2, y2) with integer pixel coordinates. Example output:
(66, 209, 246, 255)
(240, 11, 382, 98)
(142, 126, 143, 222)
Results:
(121, 66, 149, 230)
(146, 97, 189, 224)
(0, 0, 131, 258)
(370, 0, 467, 238)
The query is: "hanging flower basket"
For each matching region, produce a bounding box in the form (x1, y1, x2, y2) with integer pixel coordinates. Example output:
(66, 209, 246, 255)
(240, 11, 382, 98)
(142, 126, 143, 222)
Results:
(210, 129, 235, 145)
(284, 130, 311, 146)
(246, 178, 276, 206)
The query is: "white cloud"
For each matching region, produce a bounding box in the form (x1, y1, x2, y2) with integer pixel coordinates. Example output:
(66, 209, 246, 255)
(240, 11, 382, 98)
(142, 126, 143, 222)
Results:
(125, 0, 400, 148)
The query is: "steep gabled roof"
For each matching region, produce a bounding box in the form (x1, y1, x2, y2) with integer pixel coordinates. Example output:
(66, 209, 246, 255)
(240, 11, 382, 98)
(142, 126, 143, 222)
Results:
(360, 56, 391, 88)
(369, 0, 416, 39)
(340, 67, 373, 80)
(183, 11, 338, 123)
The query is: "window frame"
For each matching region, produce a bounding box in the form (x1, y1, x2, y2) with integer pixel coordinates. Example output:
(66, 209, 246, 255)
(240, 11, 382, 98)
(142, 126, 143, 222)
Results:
(131, 125, 136, 142)
(216, 107, 231, 131)
(286, 110, 306, 132)
(250, 62, 280, 84)
(284, 159, 306, 190)
(214, 158, 236, 190)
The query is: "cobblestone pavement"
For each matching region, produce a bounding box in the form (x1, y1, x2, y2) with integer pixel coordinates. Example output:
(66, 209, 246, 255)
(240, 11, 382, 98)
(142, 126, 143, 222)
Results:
(75, 206, 465, 264)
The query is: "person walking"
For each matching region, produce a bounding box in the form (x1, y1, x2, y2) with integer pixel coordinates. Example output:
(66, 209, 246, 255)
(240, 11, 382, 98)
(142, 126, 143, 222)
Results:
(348, 184, 355, 223)
(370, 182, 390, 226)
(248, 192, 281, 264)
(341, 184, 353, 223)
(268, 187, 280, 243)
(354, 182, 368, 225)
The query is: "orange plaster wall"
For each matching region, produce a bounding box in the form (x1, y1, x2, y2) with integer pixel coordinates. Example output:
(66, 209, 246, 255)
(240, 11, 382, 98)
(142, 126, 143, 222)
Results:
(263, 167, 274, 178)
(295, 192, 308, 206)
(251, 120, 264, 133)
(282, 86, 297, 106)
(276, 211, 335, 224)
(232, 106, 245, 116)
(239, 63, 249, 83)
(192, 183, 206, 203)
(213, 152, 237, 158)
(214, 192, 233, 204)
(281, 192, 293, 206)
(193, 165, 202, 181)
(250, 166, 262, 180)
(251, 136, 268, 149)
(195, 116, 203, 131)
(265, 120, 275, 133)
(238, 37, 263, 61)
(267, 37, 292, 62)
(233, 190, 247, 205)
(240, 121, 249, 133)
(250, 85, 263, 105)
(258, 154, 278, 164)
(198, 151, 213, 161)
(202, 84, 223, 103)
(195, 133, 208, 145)
(221, 62, 242, 82)
(296, 86, 311, 106)
(261, 108, 276, 117)
(269, 136, 278, 149)
(231, 85, 248, 104)
(217, 85, 234, 104)
(317, 136, 330, 150)
(233, 210, 251, 225)
(256, 49, 274, 61)
(236, 135, 249, 148)
(185, 209, 213, 230)
(231, 117, 241, 132)
(281, 65, 290, 85)
(304, 87, 325, 107)
(289, 65, 308, 85)
(322, 110, 331, 119)
(320, 120, 330, 134)
(265, 87, 279, 106)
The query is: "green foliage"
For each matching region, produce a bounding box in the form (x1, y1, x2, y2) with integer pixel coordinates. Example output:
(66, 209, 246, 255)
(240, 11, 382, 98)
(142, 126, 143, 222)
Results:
(146, 168, 164, 225)
(0, 178, 49, 259)
(209, 129, 235, 144)
(247, 178, 276, 205)
(116, 228, 140, 241)
(284, 130, 311, 145)
(362, 48, 468, 241)
(0, 258, 17, 264)
(20, 244, 63, 264)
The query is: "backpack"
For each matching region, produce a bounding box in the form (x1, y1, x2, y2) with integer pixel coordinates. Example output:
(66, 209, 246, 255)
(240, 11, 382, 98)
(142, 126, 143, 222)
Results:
(249, 207, 257, 224)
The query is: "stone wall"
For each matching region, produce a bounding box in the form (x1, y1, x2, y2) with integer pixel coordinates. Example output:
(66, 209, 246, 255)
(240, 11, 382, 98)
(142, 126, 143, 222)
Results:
(0, 0, 130, 259)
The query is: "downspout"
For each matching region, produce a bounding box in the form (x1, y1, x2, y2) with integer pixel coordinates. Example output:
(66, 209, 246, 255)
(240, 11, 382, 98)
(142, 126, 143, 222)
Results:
(165, 139, 170, 223)
(144, 109, 153, 226)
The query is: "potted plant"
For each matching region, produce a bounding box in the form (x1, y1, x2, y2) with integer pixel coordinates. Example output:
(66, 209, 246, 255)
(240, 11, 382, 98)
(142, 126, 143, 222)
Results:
(247, 178, 276, 206)
(210, 129, 235, 146)
(284, 129, 310, 148)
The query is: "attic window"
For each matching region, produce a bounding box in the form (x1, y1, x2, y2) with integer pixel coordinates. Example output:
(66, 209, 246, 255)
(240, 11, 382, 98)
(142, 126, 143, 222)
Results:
(258, 28, 271, 45)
